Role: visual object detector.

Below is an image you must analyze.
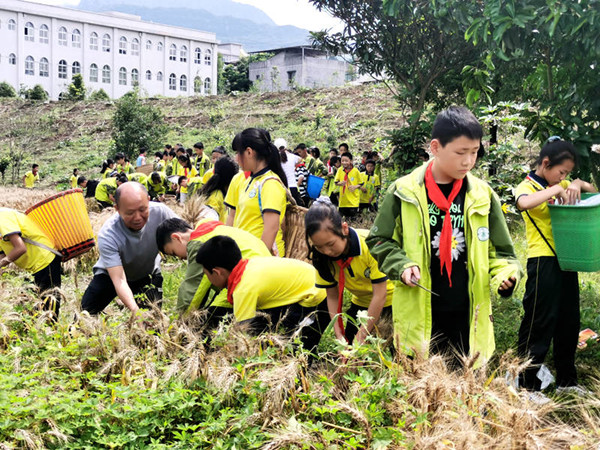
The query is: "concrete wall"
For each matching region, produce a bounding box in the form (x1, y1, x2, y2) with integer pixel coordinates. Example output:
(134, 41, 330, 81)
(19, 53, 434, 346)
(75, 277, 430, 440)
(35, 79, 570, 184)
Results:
(0, 0, 218, 99)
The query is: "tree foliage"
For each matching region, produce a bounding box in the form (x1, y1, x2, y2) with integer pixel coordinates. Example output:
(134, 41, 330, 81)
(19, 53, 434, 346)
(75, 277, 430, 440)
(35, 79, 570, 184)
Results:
(0, 82, 16, 98)
(90, 89, 110, 101)
(26, 85, 48, 101)
(221, 53, 273, 93)
(66, 74, 86, 101)
(111, 89, 166, 159)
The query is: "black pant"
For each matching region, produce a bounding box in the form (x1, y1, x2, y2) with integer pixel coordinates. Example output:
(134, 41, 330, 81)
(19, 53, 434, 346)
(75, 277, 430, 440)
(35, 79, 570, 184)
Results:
(359, 202, 377, 213)
(345, 303, 393, 344)
(81, 272, 163, 314)
(431, 307, 470, 369)
(33, 254, 62, 321)
(289, 187, 305, 207)
(338, 207, 358, 219)
(329, 192, 339, 206)
(518, 257, 579, 390)
(97, 200, 112, 209)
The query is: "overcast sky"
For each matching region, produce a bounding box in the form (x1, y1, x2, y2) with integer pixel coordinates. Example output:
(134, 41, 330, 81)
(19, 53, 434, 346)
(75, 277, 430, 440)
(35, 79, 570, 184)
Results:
(29, 0, 344, 31)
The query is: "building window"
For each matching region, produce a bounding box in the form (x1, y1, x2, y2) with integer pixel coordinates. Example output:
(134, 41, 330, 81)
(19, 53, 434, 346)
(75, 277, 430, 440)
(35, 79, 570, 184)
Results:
(39, 24, 49, 44)
(146, 39, 152, 50)
(72, 29, 81, 48)
(119, 37, 127, 55)
(90, 63, 98, 82)
(157, 71, 163, 82)
(119, 67, 127, 85)
(25, 56, 34, 75)
(72, 61, 81, 75)
(180, 45, 187, 62)
(24, 22, 34, 42)
(102, 34, 111, 52)
(131, 68, 139, 85)
(8, 54, 16, 65)
(180, 75, 187, 91)
(157, 41, 163, 52)
(287, 70, 296, 84)
(169, 73, 176, 90)
(58, 60, 67, 79)
(169, 44, 177, 61)
(194, 48, 201, 64)
(90, 32, 98, 50)
(132, 38, 139, 56)
(194, 76, 202, 93)
(102, 65, 111, 83)
(58, 27, 67, 46)
(39, 57, 49, 77)
(204, 49, 212, 65)
(146, 70, 152, 81)
(8, 19, 16, 31)
(204, 77, 211, 92)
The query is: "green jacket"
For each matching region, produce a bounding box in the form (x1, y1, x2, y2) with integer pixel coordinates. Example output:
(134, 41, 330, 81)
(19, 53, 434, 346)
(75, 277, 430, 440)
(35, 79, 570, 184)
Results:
(366, 163, 522, 365)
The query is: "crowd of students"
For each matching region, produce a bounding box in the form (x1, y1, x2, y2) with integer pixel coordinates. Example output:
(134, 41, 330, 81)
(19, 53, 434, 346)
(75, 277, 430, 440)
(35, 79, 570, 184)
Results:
(3, 106, 597, 404)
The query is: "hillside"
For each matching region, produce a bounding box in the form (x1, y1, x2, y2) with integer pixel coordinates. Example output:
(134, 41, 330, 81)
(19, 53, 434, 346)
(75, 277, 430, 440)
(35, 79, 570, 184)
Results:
(0, 83, 403, 187)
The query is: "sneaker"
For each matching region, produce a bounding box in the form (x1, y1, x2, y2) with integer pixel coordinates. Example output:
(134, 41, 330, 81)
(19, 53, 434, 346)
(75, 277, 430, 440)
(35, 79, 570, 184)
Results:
(522, 390, 552, 406)
(556, 385, 592, 396)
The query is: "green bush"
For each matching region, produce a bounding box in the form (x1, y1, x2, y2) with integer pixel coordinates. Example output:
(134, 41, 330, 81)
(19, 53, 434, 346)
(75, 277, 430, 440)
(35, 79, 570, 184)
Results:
(0, 82, 16, 98)
(111, 88, 166, 159)
(27, 85, 48, 101)
(89, 89, 110, 101)
(66, 74, 86, 101)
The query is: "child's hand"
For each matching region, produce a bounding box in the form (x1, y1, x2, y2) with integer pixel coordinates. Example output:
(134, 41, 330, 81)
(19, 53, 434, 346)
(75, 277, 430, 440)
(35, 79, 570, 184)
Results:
(498, 276, 516, 294)
(401, 266, 421, 287)
(565, 183, 582, 204)
(553, 186, 569, 205)
(349, 185, 359, 192)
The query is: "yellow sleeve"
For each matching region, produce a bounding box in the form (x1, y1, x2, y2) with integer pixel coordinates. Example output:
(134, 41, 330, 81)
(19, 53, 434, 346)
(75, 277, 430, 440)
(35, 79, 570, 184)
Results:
(315, 266, 337, 288)
(334, 168, 343, 183)
(365, 248, 387, 283)
(224, 173, 243, 209)
(260, 178, 286, 214)
(514, 180, 536, 201)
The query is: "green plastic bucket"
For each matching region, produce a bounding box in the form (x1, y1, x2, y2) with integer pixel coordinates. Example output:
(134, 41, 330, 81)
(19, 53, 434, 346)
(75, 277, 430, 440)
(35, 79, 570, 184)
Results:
(548, 193, 600, 272)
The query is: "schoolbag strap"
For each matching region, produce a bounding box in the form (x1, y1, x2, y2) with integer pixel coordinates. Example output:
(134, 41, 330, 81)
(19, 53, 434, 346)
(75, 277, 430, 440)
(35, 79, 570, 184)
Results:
(524, 211, 557, 257)
(256, 176, 296, 214)
(21, 237, 62, 258)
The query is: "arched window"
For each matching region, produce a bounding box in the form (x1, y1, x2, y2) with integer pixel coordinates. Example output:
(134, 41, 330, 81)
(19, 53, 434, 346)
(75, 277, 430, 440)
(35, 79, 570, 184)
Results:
(24, 22, 34, 42)
(39, 24, 49, 44)
(146, 40, 152, 50)
(157, 41, 163, 52)
(157, 71, 163, 82)
(194, 48, 201, 64)
(131, 38, 139, 56)
(90, 32, 98, 50)
(90, 63, 98, 82)
(102, 65, 111, 83)
(119, 67, 127, 85)
(180, 45, 187, 62)
(72, 29, 81, 48)
(194, 76, 202, 93)
(58, 27, 67, 46)
(25, 56, 34, 75)
(145, 70, 152, 81)
(8, 19, 16, 31)
(72, 61, 81, 75)
(102, 34, 111, 52)
(58, 60, 68, 79)
(119, 36, 127, 54)
(204, 77, 211, 92)
(8, 53, 16, 65)
(169, 73, 176, 90)
(39, 57, 49, 77)
(204, 49, 212, 65)
(180, 75, 187, 91)
(131, 68, 139, 85)
(169, 44, 177, 61)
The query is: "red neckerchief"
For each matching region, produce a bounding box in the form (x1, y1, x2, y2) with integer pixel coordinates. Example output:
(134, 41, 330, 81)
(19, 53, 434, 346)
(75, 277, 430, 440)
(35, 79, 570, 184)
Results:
(424, 162, 463, 287)
(227, 258, 249, 304)
(244, 171, 251, 179)
(335, 258, 354, 342)
(190, 220, 224, 240)
(295, 161, 306, 169)
(342, 168, 351, 194)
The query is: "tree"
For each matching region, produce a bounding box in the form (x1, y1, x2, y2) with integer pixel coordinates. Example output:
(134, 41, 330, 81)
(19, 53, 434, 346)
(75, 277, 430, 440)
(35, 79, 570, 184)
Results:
(221, 53, 274, 93)
(217, 53, 225, 95)
(90, 89, 110, 101)
(27, 85, 48, 101)
(66, 74, 86, 101)
(0, 82, 16, 98)
(111, 89, 167, 159)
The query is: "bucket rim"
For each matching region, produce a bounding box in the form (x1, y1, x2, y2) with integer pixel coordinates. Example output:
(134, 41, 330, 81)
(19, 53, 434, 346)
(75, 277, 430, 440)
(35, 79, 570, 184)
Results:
(25, 188, 84, 215)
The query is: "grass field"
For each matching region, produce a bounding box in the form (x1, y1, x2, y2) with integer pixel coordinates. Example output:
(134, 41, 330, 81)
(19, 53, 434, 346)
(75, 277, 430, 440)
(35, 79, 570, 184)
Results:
(2, 186, 600, 448)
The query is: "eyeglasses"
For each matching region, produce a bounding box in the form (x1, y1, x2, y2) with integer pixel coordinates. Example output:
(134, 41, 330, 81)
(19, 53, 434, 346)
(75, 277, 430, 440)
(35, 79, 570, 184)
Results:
(547, 136, 562, 143)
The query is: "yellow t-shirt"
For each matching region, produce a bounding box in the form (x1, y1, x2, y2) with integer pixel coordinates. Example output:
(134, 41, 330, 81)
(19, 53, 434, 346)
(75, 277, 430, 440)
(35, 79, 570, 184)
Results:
(147, 172, 167, 196)
(117, 162, 135, 174)
(0, 208, 56, 274)
(95, 177, 118, 203)
(334, 167, 362, 208)
(360, 173, 380, 204)
(24, 171, 40, 188)
(127, 173, 148, 185)
(231, 257, 326, 322)
(177, 166, 198, 194)
(224, 169, 287, 256)
(202, 168, 214, 185)
(515, 174, 570, 258)
(70, 175, 78, 189)
(101, 169, 113, 179)
(315, 228, 394, 308)
(205, 190, 227, 223)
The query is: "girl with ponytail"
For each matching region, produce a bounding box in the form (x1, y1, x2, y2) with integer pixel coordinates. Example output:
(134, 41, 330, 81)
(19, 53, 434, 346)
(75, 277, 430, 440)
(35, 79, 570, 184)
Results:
(199, 156, 239, 222)
(224, 128, 288, 256)
(100, 159, 115, 179)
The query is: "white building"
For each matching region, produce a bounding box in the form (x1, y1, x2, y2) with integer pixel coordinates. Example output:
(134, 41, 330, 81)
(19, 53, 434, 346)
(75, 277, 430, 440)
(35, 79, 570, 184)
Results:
(218, 43, 247, 64)
(0, 0, 218, 100)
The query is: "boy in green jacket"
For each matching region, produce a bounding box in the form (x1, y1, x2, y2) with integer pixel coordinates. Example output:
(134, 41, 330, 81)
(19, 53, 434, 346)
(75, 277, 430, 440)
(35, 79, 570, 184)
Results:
(367, 106, 522, 367)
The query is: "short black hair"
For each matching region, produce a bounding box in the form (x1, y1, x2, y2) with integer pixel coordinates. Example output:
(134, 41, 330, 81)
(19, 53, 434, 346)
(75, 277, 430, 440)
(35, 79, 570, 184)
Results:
(195, 235, 242, 272)
(154, 151, 163, 158)
(310, 147, 321, 158)
(295, 143, 307, 151)
(169, 150, 177, 157)
(365, 159, 375, 166)
(156, 218, 192, 253)
(329, 148, 339, 155)
(115, 172, 129, 184)
(431, 106, 483, 147)
(177, 175, 187, 185)
(193, 142, 204, 150)
(212, 146, 226, 155)
(32, 163, 39, 169)
(340, 152, 353, 160)
(165, 144, 172, 150)
(77, 176, 86, 185)
(150, 172, 162, 183)
(115, 152, 125, 161)
(338, 143, 349, 151)
(139, 147, 147, 155)
(329, 156, 340, 165)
